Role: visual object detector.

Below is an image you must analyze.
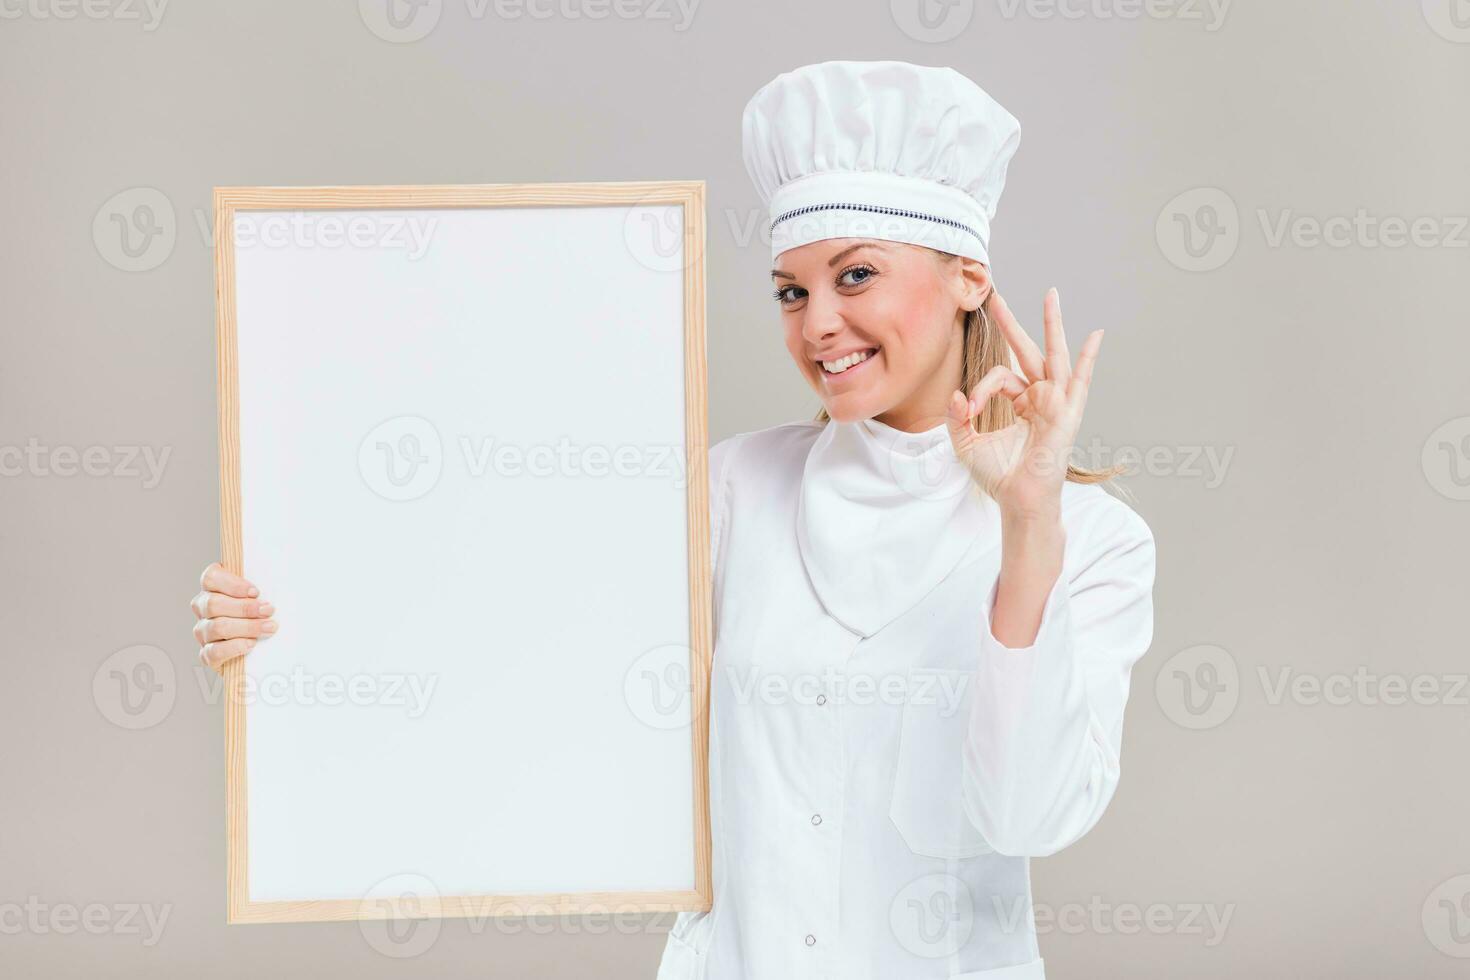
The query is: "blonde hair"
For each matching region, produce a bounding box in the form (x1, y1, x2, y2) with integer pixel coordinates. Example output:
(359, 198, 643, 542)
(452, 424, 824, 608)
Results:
(812, 249, 1119, 485)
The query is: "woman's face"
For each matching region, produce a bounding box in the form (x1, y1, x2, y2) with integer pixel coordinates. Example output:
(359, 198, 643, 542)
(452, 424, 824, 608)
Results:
(771, 238, 990, 430)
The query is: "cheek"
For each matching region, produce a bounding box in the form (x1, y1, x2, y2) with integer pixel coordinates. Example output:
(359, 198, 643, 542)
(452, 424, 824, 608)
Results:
(868, 287, 952, 368)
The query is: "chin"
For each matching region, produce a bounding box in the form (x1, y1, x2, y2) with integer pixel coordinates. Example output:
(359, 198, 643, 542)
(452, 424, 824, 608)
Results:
(818, 391, 882, 424)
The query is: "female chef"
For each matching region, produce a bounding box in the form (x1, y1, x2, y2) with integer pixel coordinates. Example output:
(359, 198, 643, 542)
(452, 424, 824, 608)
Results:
(189, 60, 1156, 980)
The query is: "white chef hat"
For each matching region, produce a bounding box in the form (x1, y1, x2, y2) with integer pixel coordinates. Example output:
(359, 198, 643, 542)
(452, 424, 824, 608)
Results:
(741, 60, 1021, 268)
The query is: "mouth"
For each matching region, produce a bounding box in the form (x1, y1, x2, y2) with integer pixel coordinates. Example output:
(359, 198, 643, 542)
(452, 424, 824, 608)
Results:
(817, 346, 880, 380)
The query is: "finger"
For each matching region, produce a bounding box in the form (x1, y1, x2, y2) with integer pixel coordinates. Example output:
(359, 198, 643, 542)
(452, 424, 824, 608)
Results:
(192, 591, 274, 621)
(199, 637, 257, 672)
(990, 293, 1046, 383)
(966, 364, 1029, 417)
(1068, 329, 1104, 403)
(200, 562, 259, 599)
(194, 615, 278, 646)
(1042, 287, 1071, 385)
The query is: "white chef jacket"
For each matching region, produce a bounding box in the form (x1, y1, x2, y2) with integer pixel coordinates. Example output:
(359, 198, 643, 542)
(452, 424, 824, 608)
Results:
(656, 415, 1156, 980)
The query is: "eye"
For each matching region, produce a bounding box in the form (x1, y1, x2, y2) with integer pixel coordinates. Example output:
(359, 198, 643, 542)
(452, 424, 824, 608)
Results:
(837, 263, 877, 288)
(772, 284, 807, 306)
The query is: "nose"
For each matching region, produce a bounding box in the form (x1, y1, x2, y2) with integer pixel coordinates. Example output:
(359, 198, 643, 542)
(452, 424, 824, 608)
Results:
(800, 290, 845, 350)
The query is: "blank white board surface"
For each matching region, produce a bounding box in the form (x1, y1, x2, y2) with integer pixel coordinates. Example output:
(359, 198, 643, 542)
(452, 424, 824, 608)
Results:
(214, 183, 711, 923)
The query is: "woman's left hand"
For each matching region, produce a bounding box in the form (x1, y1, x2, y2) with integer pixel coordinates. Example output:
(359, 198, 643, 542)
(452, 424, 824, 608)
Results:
(945, 287, 1103, 521)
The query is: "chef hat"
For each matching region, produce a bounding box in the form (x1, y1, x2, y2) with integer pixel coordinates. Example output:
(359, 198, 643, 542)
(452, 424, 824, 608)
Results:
(741, 60, 1021, 267)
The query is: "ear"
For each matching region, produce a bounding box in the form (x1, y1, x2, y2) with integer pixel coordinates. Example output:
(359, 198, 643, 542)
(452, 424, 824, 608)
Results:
(955, 257, 993, 312)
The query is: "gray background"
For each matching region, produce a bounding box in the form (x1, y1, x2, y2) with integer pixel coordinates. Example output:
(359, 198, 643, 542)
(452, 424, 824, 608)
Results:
(3, 1, 1468, 977)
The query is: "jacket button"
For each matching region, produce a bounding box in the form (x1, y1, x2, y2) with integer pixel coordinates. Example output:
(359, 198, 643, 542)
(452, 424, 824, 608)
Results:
(810, 813, 822, 826)
(805, 934, 816, 946)
(816, 694, 827, 705)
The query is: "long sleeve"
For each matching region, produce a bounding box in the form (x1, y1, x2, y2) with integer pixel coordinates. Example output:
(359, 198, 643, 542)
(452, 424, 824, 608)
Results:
(708, 432, 751, 632)
(961, 488, 1157, 857)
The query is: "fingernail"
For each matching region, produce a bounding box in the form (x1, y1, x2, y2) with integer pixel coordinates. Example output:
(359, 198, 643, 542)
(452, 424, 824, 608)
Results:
(261, 620, 278, 634)
(248, 586, 259, 597)
(259, 602, 275, 616)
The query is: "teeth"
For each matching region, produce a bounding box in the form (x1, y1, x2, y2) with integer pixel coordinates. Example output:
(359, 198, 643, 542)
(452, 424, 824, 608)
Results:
(821, 349, 874, 375)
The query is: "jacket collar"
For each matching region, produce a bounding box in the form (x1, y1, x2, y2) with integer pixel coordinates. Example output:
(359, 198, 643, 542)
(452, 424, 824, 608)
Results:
(796, 415, 998, 638)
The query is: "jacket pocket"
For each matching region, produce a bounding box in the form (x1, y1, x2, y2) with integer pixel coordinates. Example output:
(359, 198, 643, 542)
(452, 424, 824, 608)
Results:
(951, 956, 1046, 979)
(654, 898, 721, 980)
(655, 926, 706, 980)
(890, 666, 995, 860)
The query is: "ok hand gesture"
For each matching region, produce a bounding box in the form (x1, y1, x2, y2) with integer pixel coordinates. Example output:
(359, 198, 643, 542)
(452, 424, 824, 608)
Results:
(945, 288, 1103, 520)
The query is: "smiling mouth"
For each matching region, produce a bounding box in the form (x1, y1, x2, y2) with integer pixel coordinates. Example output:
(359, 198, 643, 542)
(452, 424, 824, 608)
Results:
(819, 347, 879, 376)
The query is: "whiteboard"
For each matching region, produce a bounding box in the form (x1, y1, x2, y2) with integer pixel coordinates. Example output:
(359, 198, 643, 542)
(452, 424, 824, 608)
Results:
(213, 183, 711, 924)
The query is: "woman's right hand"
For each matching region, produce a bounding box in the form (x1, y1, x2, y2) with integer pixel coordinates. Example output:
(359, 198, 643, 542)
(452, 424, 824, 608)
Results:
(191, 562, 278, 672)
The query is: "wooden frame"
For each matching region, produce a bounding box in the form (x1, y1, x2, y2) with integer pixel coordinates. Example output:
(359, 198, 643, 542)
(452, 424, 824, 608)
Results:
(213, 181, 711, 924)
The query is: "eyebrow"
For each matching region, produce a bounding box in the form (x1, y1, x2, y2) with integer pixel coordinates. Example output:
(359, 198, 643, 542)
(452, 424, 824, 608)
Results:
(770, 241, 889, 279)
